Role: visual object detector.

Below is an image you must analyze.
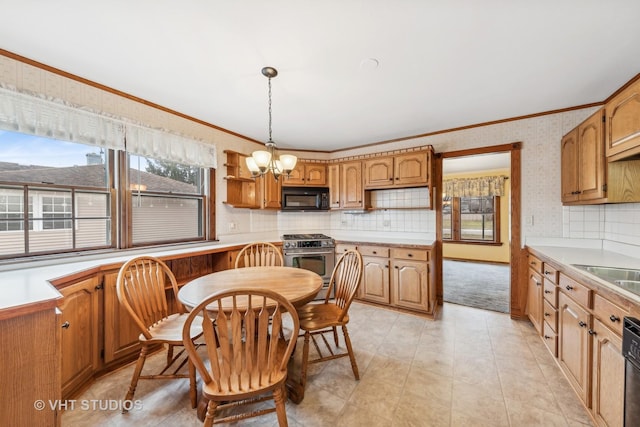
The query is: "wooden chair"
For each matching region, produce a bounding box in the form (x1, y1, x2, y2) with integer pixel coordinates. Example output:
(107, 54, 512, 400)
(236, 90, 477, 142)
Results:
(182, 288, 300, 426)
(235, 242, 283, 268)
(116, 255, 202, 411)
(296, 249, 363, 390)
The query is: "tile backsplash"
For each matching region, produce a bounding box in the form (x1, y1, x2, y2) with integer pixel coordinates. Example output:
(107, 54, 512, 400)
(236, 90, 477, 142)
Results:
(563, 203, 640, 246)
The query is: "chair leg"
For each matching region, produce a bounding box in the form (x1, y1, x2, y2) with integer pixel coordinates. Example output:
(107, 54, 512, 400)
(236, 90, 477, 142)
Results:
(332, 326, 339, 347)
(342, 325, 359, 380)
(300, 331, 311, 389)
(273, 384, 289, 427)
(123, 346, 148, 412)
(188, 358, 197, 409)
(167, 343, 174, 366)
(203, 400, 218, 427)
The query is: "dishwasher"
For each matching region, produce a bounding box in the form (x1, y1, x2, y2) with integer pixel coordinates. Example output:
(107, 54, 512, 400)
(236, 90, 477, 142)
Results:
(623, 317, 640, 427)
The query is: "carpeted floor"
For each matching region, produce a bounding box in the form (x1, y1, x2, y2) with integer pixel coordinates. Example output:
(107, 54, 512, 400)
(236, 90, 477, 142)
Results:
(443, 259, 510, 313)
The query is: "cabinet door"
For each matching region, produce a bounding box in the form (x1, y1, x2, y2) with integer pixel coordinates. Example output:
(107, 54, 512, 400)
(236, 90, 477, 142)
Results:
(341, 161, 364, 209)
(591, 319, 624, 427)
(328, 163, 341, 208)
(59, 276, 101, 399)
(558, 292, 590, 405)
(258, 171, 281, 209)
(361, 255, 390, 304)
(527, 268, 543, 333)
(305, 163, 327, 186)
(561, 128, 579, 203)
(283, 163, 305, 186)
(394, 152, 429, 187)
(578, 109, 606, 201)
(364, 157, 394, 188)
(391, 259, 430, 312)
(103, 271, 142, 364)
(606, 78, 640, 159)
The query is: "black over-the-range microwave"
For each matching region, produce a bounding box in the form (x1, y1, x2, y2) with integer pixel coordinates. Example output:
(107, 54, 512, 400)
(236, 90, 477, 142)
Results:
(281, 186, 330, 211)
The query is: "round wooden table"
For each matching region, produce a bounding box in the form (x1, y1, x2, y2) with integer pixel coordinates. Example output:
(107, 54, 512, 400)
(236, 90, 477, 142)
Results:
(178, 266, 322, 415)
(178, 266, 323, 310)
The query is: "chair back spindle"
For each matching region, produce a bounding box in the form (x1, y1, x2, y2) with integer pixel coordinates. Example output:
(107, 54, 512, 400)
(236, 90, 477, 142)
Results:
(235, 242, 284, 268)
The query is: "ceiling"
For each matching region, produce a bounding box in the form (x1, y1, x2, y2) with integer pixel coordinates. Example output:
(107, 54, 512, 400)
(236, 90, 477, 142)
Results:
(2, 1, 640, 153)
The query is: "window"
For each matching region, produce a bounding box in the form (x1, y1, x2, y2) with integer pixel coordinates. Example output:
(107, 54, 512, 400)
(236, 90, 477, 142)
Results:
(443, 195, 500, 243)
(0, 131, 113, 257)
(128, 154, 206, 246)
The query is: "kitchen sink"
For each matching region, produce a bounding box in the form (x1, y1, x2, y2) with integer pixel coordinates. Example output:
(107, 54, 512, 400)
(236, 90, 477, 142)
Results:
(572, 264, 640, 296)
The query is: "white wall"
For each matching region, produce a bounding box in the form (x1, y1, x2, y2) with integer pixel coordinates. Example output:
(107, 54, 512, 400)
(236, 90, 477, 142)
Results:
(2, 54, 638, 249)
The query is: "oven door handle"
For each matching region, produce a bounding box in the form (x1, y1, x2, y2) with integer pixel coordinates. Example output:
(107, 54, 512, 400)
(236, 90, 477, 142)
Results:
(284, 251, 334, 256)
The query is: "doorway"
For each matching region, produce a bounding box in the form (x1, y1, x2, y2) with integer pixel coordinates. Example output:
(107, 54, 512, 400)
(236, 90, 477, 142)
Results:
(435, 143, 523, 318)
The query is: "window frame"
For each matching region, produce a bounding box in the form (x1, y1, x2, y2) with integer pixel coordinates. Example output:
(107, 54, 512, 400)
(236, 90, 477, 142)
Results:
(443, 195, 501, 245)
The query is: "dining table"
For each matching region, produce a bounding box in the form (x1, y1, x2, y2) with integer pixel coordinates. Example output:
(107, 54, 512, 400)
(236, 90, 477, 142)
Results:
(177, 265, 323, 417)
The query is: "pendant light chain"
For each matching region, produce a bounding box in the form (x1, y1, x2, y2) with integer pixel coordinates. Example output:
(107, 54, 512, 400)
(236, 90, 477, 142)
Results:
(268, 75, 273, 143)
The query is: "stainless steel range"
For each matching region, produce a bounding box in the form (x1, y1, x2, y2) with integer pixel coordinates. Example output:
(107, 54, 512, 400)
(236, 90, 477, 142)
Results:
(282, 234, 335, 300)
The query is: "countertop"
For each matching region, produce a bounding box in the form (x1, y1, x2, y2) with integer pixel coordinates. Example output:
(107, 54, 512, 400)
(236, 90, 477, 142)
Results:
(527, 244, 640, 305)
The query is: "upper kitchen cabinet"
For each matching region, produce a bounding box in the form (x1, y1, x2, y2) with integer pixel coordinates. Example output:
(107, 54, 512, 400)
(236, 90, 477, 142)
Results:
(605, 76, 640, 161)
(340, 160, 366, 209)
(282, 161, 327, 186)
(561, 109, 607, 204)
(363, 149, 432, 189)
(327, 163, 341, 209)
(223, 150, 258, 208)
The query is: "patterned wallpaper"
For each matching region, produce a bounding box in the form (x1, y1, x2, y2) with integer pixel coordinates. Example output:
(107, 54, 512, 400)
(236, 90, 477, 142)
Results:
(1, 53, 638, 249)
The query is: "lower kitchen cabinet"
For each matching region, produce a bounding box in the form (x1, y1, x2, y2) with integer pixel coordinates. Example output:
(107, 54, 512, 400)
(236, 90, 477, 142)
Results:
(391, 248, 431, 312)
(339, 242, 434, 316)
(58, 276, 101, 399)
(558, 291, 591, 406)
(103, 270, 142, 364)
(591, 318, 624, 427)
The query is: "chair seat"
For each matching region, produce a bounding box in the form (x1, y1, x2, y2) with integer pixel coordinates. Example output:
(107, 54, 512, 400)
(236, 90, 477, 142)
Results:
(297, 303, 349, 331)
(140, 313, 203, 344)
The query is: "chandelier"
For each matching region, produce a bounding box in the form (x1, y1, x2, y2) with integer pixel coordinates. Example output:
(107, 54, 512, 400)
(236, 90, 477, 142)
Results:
(246, 66, 297, 180)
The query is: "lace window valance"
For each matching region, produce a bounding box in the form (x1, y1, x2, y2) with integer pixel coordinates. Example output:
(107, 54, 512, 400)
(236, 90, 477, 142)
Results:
(443, 175, 507, 198)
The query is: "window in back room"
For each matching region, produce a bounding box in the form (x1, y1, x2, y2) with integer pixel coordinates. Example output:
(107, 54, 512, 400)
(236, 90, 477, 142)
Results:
(0, 130, 113, 257)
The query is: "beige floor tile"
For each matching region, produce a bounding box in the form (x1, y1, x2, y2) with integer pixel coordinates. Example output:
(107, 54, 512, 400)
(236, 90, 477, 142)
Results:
(392, 389, 451, 427)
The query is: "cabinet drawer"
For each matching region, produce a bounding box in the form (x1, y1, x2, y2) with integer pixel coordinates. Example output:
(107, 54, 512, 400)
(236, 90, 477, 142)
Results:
(543, 280, 558, 307)
(359, 246, 389, 258)
(543, 299, 558, 333)
(559, 273, 592, 308)
(593, 293, 628, 337)
(528, 254, 543, 275)
(391, 248, 428, 261)
(542, 264, 558, 285)
(542, 321, 558, 357)
(336, 244, 358, 253)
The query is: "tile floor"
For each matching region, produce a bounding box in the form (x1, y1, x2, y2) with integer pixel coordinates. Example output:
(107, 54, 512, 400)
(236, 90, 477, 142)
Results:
(61, 302, 594, 426)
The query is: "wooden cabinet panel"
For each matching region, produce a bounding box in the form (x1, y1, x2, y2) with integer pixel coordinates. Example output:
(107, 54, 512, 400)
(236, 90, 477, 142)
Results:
(283, 162, 326, 186)
(528, 253, 543, 275)
(257, 171, 281, 209)
(59, 276, 100, 399)
(558, 292, 591, 405)
(394, 152, 429, 187)
(606, 77, 640, 160)
(358, 245, 389, 258)
(543, 264, 558, 284)
(392, 258, 430, 312)
(591, 319, 624, 427)
(103, 271, 141, 364)
(327, 163, 341, 209)
(559, 273, 592, 308)
(542, 320, 558, 357)
(364, 157, 394, 188)
(361, 255, 390, 304)
(543, 299, 558, 333)
(543, 278, 558, 307)
(593, 293, 628, 337)
(340, 161, 364, 209)
(561, 109, 606, 204)
(527, 268, 543, 333)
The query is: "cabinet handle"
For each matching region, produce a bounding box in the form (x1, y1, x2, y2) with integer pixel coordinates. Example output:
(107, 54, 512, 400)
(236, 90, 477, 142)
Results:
(385, 264, 389, 268)
(389, 177, 393, 181)
(578, 321, 587, 328)
(544, 289, 551, 294)
(544, 312, 550, 317)
(588, 329, 597, 336)
(565, 285, 574, 291)
(395, 177, 399, 180)
(394, 265, 399, 269)
(95, 284, 104, 291)
(543, 335, 552, 340)
(373, 251, 377, 254)
(544, 270, 552, 275)
(609, 315, 620, 322)
(61, 321, 70, 329)
(536, 281, 541, 287)
(408, 253, 413, 257)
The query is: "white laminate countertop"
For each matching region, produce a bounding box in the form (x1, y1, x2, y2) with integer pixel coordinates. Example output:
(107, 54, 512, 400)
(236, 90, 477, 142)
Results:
(527, 244, 640, 304)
